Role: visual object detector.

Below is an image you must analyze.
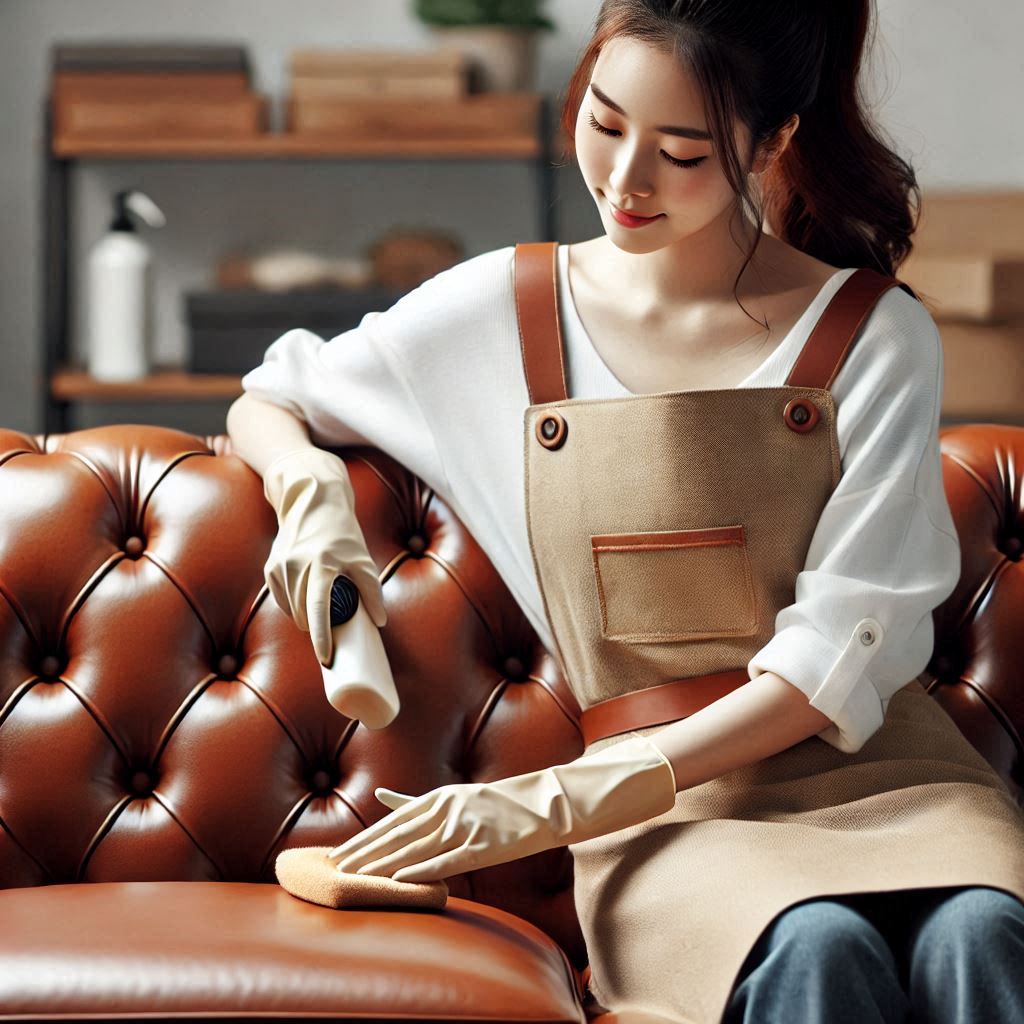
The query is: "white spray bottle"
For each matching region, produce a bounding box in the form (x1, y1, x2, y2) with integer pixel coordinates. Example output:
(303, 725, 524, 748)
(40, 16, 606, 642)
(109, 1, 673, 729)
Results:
(87, 189, 166, 381)
(322, 575, 400, 729)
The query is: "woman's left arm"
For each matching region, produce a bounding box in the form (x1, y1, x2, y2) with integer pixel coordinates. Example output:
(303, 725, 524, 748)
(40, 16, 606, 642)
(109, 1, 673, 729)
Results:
(645, 671, 833, 789)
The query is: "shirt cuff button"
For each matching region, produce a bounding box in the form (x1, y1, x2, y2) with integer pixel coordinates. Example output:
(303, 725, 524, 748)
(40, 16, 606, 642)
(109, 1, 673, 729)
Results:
(856, 618, 883, 646)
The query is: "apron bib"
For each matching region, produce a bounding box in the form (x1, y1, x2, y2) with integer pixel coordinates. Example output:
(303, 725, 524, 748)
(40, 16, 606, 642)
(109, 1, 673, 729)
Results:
(515, 241, 1024, 1024)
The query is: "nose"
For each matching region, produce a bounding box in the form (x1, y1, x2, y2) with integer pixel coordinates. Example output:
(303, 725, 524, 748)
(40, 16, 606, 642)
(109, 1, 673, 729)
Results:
(606, 141, 655, 201)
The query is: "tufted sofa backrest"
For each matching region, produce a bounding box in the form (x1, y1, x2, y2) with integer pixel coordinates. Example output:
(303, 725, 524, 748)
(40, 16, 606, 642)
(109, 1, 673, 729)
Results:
(925, 424, 1024, 807)
(0, 422, 1021, 969)
(0, 425, 588, 967)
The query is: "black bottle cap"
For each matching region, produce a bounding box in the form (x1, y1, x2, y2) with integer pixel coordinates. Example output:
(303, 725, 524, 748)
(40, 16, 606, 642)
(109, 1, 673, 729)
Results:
(329, 575, 360, 627)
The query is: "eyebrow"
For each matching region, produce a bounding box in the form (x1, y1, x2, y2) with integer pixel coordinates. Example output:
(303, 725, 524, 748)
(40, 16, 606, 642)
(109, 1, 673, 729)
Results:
(589, 82, 713, 141)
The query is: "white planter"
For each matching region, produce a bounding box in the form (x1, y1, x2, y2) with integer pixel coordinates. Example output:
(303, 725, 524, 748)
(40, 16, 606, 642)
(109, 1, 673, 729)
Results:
(429, 26, 540, 92)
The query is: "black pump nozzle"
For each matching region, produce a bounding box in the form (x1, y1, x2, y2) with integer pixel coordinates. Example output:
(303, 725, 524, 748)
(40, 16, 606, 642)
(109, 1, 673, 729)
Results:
(110, 190, 136, 232)
(107, 189, 167, 233)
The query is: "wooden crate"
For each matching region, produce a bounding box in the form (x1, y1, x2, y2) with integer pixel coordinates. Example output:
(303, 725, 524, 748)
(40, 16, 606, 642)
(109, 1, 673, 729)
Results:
(290, 74, 467, 101)
(290, 48, 466, 78)
(53, 93, 268, 138)
(52, 70, 250, 102)
(285, 93, 539, 138)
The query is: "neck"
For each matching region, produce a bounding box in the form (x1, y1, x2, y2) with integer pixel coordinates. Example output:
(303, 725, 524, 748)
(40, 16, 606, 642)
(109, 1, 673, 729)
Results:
(601, 203, 780, 312)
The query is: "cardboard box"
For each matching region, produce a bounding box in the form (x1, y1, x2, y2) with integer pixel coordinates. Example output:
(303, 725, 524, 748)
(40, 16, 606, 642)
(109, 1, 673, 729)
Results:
(902, 251, 1024, 322)
(913, 191, 1024, 255)
(938, 320, 1024, 424)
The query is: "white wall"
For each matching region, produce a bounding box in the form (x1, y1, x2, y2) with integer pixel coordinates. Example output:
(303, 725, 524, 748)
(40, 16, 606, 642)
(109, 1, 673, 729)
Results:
(1, 0, 1021, 434)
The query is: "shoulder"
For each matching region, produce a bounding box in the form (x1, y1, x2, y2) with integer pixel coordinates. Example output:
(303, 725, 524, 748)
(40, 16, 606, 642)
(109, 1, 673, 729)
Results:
(824, 277, 944, 468)
(832, 276, 942, 407)
(363, 244, 520, 385)
(380, 244, 517, 334)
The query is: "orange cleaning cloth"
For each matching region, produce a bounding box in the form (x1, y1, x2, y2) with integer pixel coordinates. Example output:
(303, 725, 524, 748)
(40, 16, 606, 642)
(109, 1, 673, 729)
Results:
(274, 846, 449, 909)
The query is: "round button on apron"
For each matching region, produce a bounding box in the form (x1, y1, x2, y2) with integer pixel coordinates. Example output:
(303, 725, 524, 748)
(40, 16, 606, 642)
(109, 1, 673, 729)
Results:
(536, 410, 568, 450)
(783, 397, 820, 433)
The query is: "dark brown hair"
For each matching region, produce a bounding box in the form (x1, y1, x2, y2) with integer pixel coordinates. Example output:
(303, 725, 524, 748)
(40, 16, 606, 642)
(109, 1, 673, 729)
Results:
(557, 0, 921, 313)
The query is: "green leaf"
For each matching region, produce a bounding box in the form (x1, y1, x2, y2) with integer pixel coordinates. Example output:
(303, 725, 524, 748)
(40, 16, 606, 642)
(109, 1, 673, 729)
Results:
(412, 0, 556, 29)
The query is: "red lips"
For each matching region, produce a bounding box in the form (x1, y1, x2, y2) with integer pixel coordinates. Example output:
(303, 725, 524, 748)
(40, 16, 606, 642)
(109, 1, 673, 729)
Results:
(608, 199, 664, 227)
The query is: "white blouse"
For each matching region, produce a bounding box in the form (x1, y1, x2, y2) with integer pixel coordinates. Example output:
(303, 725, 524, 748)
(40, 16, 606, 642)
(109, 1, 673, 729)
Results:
(240, 243, 961, 755)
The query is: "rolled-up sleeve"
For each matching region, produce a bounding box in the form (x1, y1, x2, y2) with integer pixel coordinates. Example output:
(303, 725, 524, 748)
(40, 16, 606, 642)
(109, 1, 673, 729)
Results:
(747, 289, 962, 753)
(240, 306, 452, 502)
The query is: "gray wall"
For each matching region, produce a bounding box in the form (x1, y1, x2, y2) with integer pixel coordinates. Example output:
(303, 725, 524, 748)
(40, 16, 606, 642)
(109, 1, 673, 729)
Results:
(2, 0, 1022, 435)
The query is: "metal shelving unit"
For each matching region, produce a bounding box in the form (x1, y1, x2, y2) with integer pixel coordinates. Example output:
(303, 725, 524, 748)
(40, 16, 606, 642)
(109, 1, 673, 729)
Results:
(41, 93, 557, 432)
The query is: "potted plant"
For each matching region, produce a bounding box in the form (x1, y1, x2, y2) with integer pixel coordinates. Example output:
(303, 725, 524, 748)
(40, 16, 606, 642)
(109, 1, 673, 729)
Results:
(413, 0, 556, 92)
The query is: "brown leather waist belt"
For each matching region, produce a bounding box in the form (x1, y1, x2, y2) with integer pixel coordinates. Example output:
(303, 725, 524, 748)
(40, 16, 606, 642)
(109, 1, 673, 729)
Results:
(579, 668, 751, 747)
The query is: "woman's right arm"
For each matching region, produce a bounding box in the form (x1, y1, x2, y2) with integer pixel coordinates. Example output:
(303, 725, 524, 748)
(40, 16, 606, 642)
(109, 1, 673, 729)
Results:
(226, 389, 389, 659)
(225, 390, 317, 477)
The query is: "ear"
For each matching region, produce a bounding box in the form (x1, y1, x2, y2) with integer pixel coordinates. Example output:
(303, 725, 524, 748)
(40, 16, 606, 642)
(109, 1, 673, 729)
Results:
(751, 114, 800, 176)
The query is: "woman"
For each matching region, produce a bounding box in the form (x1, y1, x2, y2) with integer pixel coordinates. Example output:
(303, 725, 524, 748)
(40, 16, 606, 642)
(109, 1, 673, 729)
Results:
(227, 2, 1024, 1022)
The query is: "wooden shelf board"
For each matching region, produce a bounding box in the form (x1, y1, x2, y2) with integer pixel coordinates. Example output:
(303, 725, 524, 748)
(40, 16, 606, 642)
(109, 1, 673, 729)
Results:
(52, 367, 242, 401)
(52, 132, 543, 159)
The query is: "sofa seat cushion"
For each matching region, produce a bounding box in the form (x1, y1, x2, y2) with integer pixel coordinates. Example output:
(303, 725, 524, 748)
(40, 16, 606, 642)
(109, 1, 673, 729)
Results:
(0, 880, 586, 1022)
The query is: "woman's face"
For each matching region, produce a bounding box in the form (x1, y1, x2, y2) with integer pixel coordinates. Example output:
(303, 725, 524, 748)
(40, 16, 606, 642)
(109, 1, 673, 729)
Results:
(574, 35, 752, 254)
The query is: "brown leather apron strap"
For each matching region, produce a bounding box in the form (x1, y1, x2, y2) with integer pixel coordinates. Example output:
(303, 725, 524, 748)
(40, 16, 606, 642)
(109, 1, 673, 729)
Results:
(786, 268, 918, 390)
(580, 669, 750, 746)
(514, 241, 566, 405)
(514, 247, 917, 401)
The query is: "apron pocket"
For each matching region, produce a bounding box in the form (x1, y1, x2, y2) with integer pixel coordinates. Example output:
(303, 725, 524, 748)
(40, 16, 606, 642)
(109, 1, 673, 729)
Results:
(590, 525, 759, 643)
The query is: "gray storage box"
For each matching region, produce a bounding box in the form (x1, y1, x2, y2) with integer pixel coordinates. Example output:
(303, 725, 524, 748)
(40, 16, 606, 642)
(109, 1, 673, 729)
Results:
(185, 286, 409, 374)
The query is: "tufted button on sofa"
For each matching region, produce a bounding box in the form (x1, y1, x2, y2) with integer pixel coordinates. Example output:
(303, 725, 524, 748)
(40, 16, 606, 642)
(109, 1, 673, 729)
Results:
(0, 421, 1021, 1023)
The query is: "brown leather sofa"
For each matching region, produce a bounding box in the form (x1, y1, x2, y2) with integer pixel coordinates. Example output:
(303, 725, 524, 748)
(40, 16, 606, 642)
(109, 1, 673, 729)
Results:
(0, 421, 1020, 1024)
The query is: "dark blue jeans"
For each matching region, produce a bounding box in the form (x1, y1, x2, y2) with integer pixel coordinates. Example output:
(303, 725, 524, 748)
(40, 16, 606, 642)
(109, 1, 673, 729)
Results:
(722, 885, 1024, 1023)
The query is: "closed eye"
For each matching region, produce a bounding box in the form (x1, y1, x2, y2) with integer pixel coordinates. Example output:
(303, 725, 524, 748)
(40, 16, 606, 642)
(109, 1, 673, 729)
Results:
(586, 110, 707, 169)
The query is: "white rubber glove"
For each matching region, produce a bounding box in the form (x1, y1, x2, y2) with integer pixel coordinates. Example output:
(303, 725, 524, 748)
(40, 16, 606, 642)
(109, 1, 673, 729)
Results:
(325, 733, 677, 883)
(262, 447, 387, 665)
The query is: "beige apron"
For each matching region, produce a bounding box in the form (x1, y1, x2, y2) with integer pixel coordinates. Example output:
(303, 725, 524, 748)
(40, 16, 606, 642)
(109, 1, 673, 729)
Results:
(515, 242, 1024, 1024)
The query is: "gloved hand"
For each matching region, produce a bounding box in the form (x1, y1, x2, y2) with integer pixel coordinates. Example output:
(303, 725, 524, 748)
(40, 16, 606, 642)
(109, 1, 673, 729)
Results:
(325, 733, 677, 883)
(262, 447, 387, 666)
